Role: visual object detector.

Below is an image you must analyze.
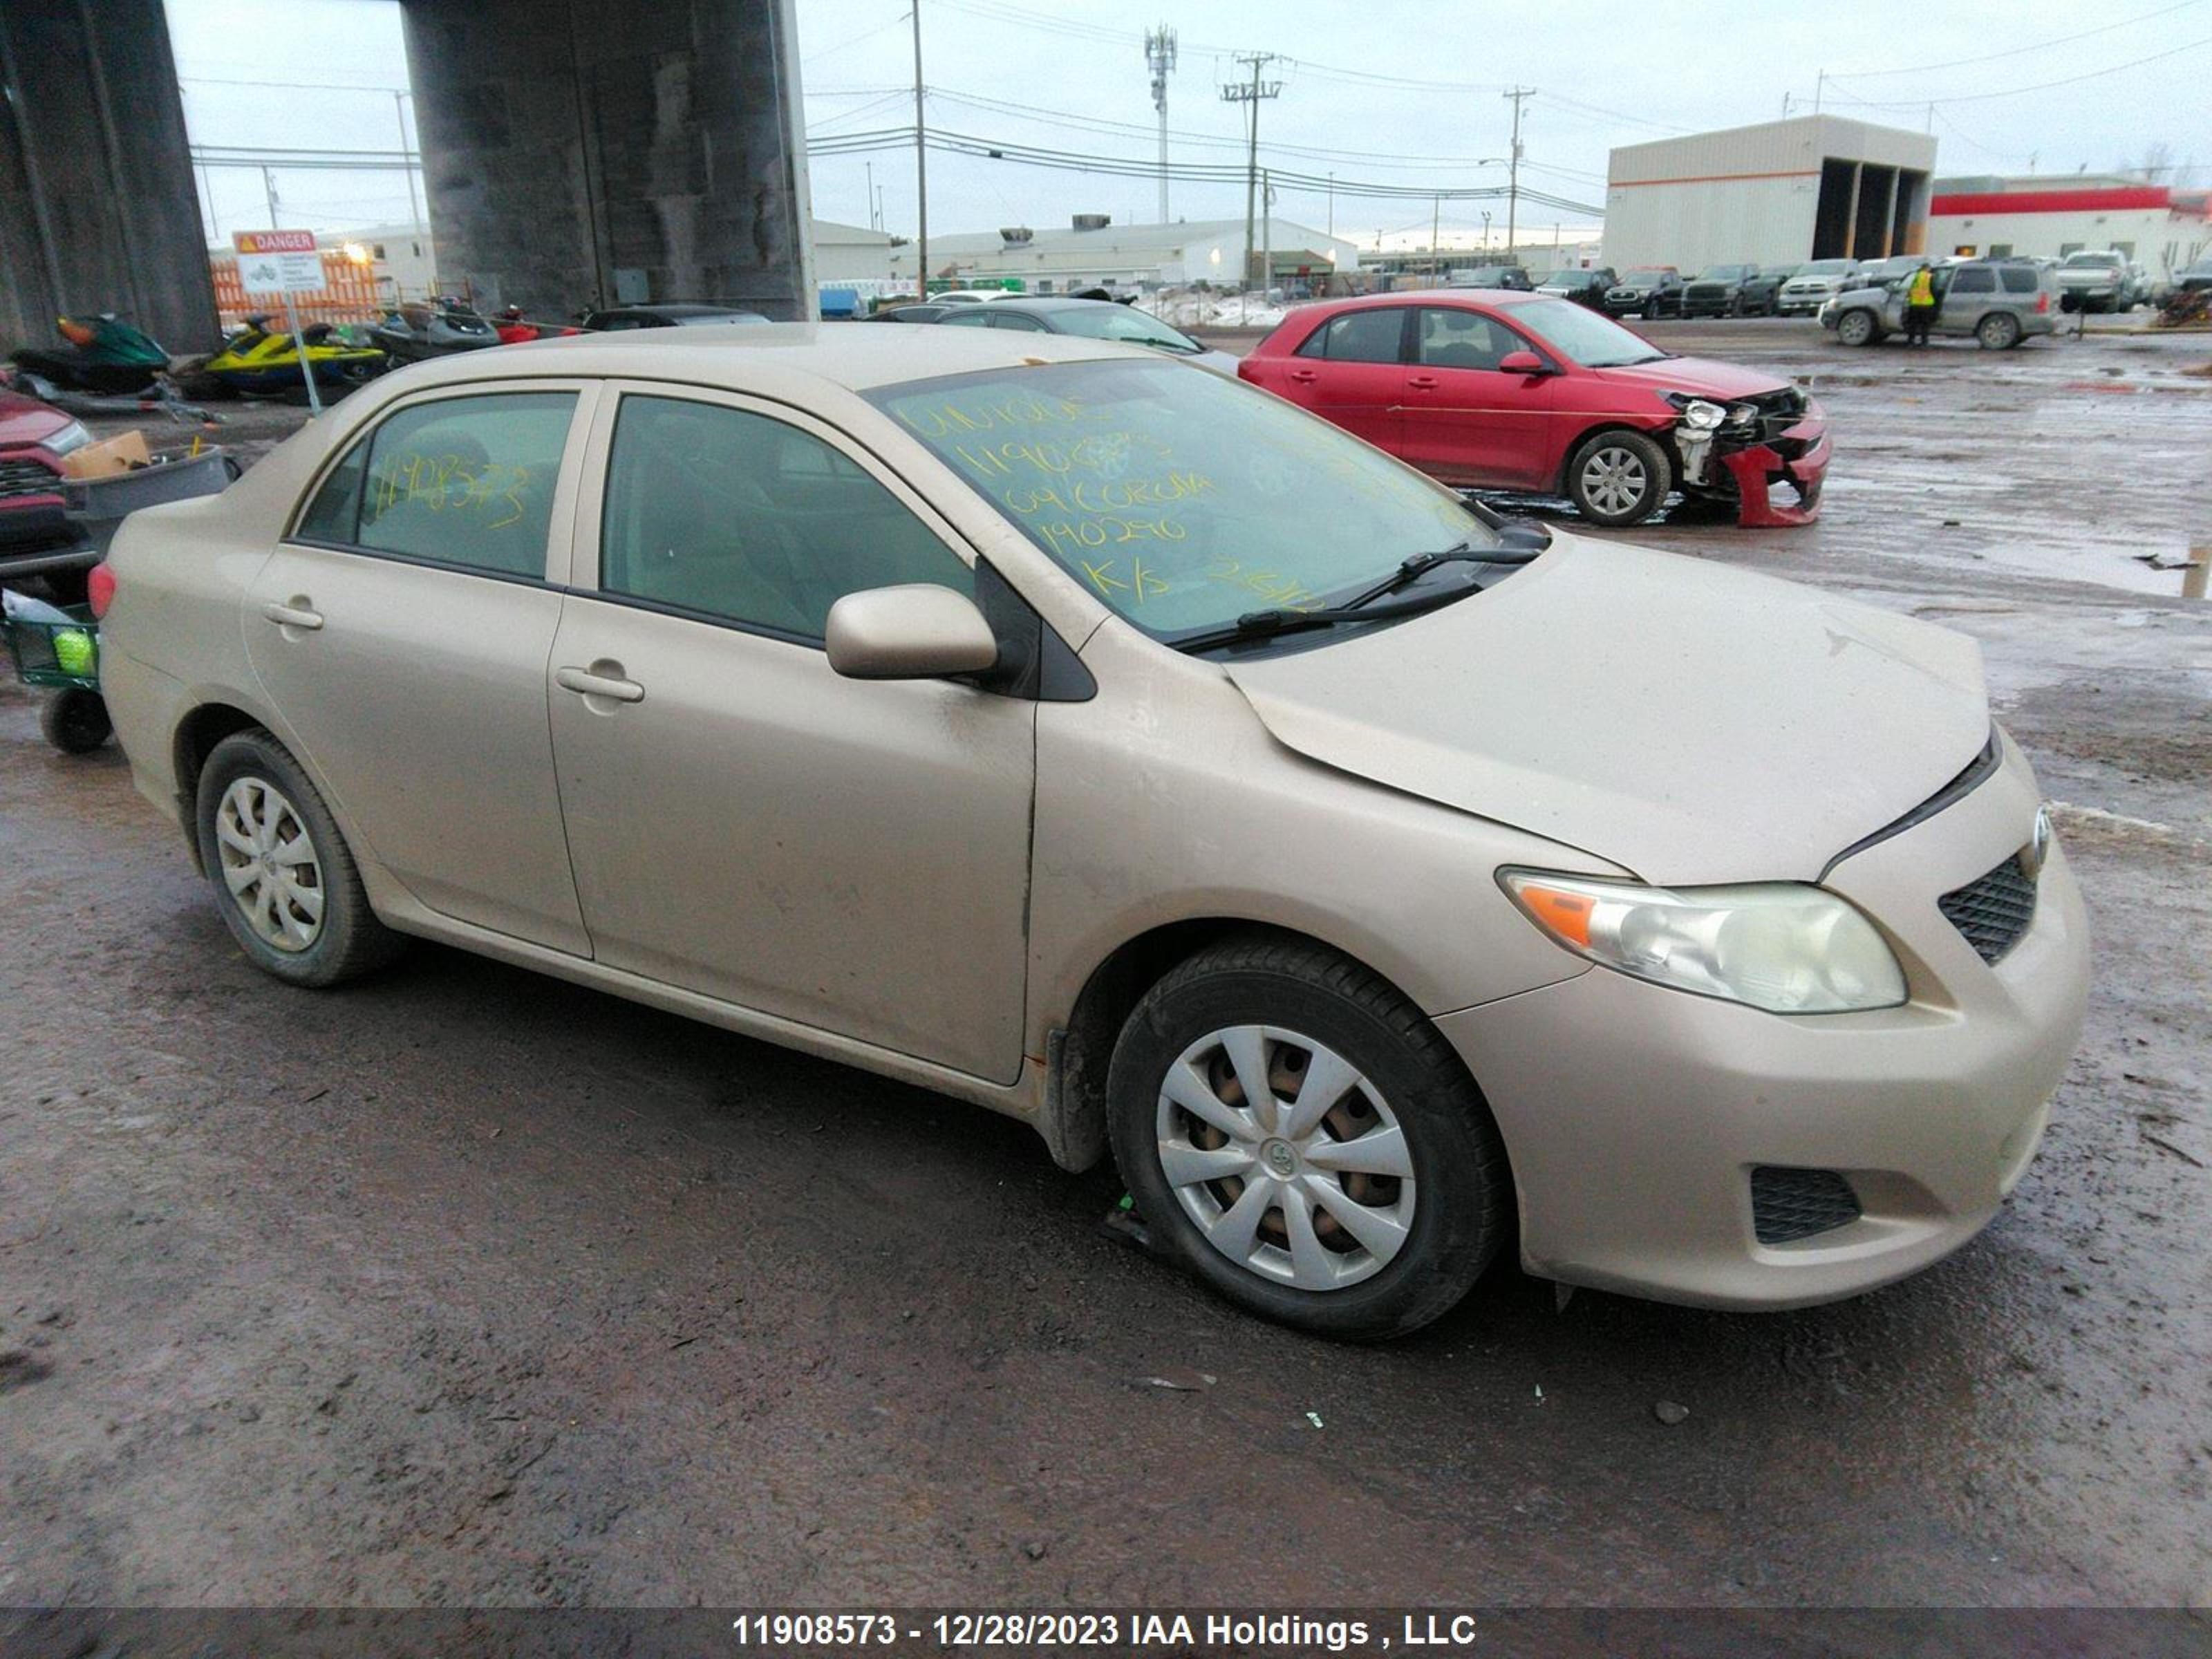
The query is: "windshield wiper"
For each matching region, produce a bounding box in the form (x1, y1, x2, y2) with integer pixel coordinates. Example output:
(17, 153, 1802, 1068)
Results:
(1174, 539, 1546, 655)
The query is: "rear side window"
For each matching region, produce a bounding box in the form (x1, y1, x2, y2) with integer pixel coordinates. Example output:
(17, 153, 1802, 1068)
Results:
(1950, 268, 1996, 294)
(2000, 267, 2039, 294)
(295, 392, 577, 579)
(1295, 309, 1405, 364)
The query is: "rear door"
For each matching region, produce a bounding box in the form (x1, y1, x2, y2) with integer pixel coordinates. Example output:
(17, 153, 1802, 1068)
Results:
(246, 384, 594, 952)
(1266, 308, 1409, 451)
(1396, 306, 1557, 488)
(1938, 265, 1997, 333)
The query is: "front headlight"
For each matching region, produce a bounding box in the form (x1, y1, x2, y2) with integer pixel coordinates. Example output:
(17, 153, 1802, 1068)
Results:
(1673, 397, 1727, 430)
(43, 419, 93, 458)
(1499, 870, 1908, 1014)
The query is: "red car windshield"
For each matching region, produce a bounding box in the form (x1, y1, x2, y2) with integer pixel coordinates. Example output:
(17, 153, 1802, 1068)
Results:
(1507, 299, 1671, 369)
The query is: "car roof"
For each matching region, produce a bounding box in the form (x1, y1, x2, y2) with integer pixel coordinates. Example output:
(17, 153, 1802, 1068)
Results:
(375, 321, 1141, 396)
(1274, 288, 1552, 321)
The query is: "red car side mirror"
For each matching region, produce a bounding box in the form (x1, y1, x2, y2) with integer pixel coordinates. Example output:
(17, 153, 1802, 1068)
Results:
(1499, 350, 1549, 376)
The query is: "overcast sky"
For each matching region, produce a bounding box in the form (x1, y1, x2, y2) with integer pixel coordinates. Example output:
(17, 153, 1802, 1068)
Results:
(169, 0, 2211, 252)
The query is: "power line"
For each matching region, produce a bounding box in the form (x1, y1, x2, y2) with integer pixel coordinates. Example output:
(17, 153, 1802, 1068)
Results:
(1816, 34, 2212, 108)
(1825, 0, 2206, 78)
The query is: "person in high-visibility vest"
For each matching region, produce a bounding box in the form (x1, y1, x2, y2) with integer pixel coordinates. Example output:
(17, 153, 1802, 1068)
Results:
(1904, 263, 1939, 347)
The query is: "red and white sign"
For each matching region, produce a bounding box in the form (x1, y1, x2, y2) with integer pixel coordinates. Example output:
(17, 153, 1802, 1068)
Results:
(233, 229, 324, 295)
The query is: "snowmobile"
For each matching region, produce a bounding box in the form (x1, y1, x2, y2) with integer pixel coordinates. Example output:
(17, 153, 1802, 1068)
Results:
(368, 297, 499, 363)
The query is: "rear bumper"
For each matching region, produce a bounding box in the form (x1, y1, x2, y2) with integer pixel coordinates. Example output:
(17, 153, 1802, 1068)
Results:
(1436, 733, 2088, 1310)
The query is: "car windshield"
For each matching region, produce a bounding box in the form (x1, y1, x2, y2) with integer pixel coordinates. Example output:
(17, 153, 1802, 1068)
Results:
(1799, 261, 1857, 276)
(1042, 306, 1206, 354)
(1619, 272, 1662, 288)
(1508, 298, 1669, 368)
(1697, 265, 1750, 281)
(674, 311, 767, 326)
(868, 359, 1497, 644)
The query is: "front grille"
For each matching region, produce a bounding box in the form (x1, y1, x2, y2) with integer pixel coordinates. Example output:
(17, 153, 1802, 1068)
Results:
(1940, 856, 2038, 964)
(0, 457, 63, 500)
(1751, 1166, 1862, 1244)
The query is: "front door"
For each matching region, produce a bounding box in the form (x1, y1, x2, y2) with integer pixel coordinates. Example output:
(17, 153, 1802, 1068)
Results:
(245, 386, 592, 953)
(546, 387, 1036, 1083)
(1276, 307, 1409, 452)
(1396, 307, 1557, 488)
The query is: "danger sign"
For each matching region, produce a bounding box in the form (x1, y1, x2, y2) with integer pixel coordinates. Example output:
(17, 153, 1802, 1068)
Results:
(234, 229, 324, 295)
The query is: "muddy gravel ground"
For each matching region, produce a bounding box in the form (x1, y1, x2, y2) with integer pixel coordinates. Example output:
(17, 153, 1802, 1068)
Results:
(2, 323, 2209, 1620)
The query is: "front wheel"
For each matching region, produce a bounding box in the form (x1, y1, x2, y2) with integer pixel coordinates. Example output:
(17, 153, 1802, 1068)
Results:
(194, 729, 403, 987)
(1566, 428, 1670, 527)
(1836, 308, 1880, 347)
(1976, 312, 2022, 350)
(1107, 935, 1511, 1340)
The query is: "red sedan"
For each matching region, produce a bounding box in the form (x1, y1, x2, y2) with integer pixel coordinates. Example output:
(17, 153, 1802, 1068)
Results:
(0, 384, 96, 589)
(1239, 290, 1829, 527)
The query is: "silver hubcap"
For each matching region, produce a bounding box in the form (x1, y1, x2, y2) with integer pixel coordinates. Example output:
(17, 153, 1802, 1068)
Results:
(215, 777, 325, 953)
(1580, 447, 1647, 516)
(1841, 314, 1871, 344)
(1155, 1024, 1416, 1292)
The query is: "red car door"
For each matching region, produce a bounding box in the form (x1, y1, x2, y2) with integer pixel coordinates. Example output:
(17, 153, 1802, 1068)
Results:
(1263, 307, 1409, 452)
(1397, 306, 1558, 489)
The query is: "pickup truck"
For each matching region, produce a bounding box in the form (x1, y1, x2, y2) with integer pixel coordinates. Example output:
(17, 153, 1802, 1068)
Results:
(2055, 250, 2130, 313)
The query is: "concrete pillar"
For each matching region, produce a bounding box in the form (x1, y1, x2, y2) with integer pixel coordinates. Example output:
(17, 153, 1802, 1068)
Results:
(400, 0, 815, 321)
(1842, 162, 1864, 259)
(0, 0, 219, 355)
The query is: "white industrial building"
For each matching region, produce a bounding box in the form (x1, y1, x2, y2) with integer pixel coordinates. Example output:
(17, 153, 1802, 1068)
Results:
(1927, 176, 2212, 276)
(811, 218, 903, 283)
(1604, 115, 1937, 273)
(881, 214, 1360, 294)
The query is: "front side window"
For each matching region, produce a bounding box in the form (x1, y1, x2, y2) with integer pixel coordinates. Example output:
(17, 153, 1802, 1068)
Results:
(598, 395, 971, 641)
(294, 391, 577, 579)
(1295, 309, 1405, 364)
(870, 359, 1492, 642)
(1415, 308, 1519, 371)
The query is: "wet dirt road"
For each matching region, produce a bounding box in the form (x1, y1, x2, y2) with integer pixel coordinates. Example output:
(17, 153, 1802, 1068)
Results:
(2, 324, 2208, 1615)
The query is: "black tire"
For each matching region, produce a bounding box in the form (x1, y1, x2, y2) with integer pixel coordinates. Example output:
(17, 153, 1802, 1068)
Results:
(1976, 312, 2021, 350)
(1107, 933, 1511, 1341)
(1564, 427, 1671, 527)
(1835, 307, 1880, 348)
(40, 688, 111, 753)
(194, 728, 402, 987)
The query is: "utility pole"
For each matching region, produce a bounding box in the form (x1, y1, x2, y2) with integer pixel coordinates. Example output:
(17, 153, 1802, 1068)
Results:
(865, 160, 875, 231)
(1480, 209, 1491, 252)
(1260, 170, 1273, 297)
(912, 1, 928, 298)
(1145, 25, 1177, 224)
(1503, 86, 1533, 262)
(1220, 53, 1282, 292)
(260, 163, 279, 229)
(1430, 194, 1441, 281)
(1327, 171, 1334, 238)
(1812, 69, 1826, 114)
(394, 91, 422, 236)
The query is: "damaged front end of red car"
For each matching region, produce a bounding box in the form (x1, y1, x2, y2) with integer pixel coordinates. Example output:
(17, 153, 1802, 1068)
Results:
(1671, 392, 1830, 527)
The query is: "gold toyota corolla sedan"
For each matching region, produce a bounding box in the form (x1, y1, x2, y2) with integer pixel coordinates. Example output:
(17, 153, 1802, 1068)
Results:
(93, 326, 2088, 1339)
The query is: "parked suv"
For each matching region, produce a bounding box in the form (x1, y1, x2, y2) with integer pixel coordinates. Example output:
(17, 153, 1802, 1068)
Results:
(1535, 268, 1618, 310)
(1776, 259, 1862, 316)
(2055, 250, 2130, 313)
(1821, 258, 2056, 349)
(1601, 268, 1682, 318)
(1680, 265, 1765, 318)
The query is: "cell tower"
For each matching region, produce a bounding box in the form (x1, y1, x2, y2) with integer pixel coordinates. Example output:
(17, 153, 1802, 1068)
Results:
(1144, 24, 1177, 223)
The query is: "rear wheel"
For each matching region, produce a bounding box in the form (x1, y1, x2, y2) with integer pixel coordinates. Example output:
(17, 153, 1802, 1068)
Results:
(40, 688, 111, 753)
(1976, 312, 2022, 350)
(194, 729, 402, 987)
(1107, 935, 1510, 1340)
(1566, 428, 1670, 527)
(1836, 308, 1880, 347)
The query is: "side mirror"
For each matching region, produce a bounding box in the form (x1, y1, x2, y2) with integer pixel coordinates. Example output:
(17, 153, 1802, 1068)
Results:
(1498, 350, 1550, 376)
(825, 584, 1001, 681)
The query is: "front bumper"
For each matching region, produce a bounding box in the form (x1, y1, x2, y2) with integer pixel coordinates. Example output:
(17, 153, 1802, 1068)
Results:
(1676, 401, 1830, 527)
(1436, 735, 2089, 1310)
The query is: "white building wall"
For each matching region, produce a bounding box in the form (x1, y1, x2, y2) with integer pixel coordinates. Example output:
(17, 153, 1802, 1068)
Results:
(1602, 175, 1817, 272)
(1929, 207, 2211, 274)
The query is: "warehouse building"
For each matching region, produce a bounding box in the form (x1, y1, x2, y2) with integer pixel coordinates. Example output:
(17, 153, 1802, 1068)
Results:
(1927, 176, 2212, 276)
(1604, 115, 1937, 273)
(881, 215, 1360, 294)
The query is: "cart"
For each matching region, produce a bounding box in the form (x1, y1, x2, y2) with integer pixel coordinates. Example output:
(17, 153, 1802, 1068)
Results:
(3, 598, 110, 753)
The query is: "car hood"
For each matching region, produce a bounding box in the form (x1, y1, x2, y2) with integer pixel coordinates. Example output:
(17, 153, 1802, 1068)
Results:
(0, 391, 71, 450)
(1219, 536, 1989, 885)
(1586, 356, 1791, 400)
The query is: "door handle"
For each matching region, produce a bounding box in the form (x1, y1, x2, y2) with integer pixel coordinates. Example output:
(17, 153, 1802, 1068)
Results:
(556, 664, 644, 704)
(1287, 368, 1319, 383)
(261, 600, 324, 630)
(1407, 375, 1439, 390)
